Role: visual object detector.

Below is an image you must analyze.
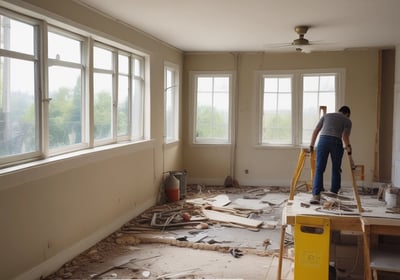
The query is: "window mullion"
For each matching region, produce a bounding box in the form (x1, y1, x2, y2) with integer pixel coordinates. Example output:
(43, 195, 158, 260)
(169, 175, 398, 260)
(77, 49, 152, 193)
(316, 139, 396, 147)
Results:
(41, 20, 49, 156)
(113, 51, 118, 141)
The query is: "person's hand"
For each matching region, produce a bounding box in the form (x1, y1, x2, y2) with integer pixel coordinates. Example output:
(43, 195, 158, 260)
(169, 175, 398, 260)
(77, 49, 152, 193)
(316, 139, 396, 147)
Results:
(346, 145, 352, 155)
(309, 145, 314, 153)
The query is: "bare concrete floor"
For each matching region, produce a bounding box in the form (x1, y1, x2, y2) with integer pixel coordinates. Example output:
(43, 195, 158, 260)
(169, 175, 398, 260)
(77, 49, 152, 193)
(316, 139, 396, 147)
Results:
(43, 185, 294, 280)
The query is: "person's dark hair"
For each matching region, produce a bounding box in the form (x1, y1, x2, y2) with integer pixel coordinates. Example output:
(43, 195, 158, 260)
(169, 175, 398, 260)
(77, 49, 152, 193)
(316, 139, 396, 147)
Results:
(338, 105, 351, 116)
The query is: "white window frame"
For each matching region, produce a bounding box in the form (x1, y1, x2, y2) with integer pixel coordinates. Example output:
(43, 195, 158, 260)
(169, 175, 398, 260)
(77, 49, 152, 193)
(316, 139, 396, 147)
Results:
(190, 71, 234, 145)
(164, 61, 180, 144)
(0, 9, 43, 166)
(46, 26, 88, 155)
(257, 69, 345, 148)
(0, 6, 150, 170)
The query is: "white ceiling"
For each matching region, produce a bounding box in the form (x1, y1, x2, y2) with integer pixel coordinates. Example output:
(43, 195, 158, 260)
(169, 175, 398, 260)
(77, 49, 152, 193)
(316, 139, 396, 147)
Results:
(76, 0, 400, 53)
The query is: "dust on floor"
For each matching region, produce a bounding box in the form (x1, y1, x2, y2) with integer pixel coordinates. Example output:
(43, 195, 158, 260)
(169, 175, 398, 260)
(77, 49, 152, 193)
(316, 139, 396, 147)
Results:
(43, 185, 295, 280)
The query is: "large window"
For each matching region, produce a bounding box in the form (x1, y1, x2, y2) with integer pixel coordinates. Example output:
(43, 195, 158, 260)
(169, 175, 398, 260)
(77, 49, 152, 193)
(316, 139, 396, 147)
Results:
(164, 62, 179, 144)
(259, 70, 343, 147)
(0, 8, 148, 168)
(192, 72, 233, 144)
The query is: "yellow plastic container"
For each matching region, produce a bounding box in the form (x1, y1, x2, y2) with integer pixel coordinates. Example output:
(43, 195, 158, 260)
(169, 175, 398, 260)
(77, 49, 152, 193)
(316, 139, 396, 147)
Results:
(294, 215, 331, 280)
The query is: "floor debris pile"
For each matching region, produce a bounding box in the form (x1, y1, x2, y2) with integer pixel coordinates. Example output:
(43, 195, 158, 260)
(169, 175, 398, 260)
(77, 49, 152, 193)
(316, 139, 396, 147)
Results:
(44, 185, 295, 280)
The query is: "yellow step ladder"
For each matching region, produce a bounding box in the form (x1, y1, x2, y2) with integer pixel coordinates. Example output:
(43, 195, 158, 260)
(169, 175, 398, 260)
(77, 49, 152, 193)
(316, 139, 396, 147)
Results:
(289, 147, 315, 201)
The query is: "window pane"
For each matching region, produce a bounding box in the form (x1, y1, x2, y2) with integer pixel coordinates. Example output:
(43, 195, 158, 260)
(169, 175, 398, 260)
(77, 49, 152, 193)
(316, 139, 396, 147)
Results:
(195, 76, 230, 143)
(94, 73, 113, 140)
(165, 67, 178, 143)
(262, 77, 292, 144)
(302, 75, 336, 144)
(118, 75, 129, 137)
(0, 57, 37, 157)
(303, 76, 319, 91)
(132, 78, 143, 140)
(94, 46, 112, 70)
(48, 66, 82, 149)
(133, 58, 142, 77)
(0, 16, 34, 55)
(118, 54, 129, 74)
(48, 32, 81, 63)
(197, 77, 213, 92)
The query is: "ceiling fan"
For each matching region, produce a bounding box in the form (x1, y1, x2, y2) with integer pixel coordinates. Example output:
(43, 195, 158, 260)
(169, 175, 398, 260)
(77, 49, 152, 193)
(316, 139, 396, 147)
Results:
(264, 25, 317, 53)
(291, 25, 311, 51)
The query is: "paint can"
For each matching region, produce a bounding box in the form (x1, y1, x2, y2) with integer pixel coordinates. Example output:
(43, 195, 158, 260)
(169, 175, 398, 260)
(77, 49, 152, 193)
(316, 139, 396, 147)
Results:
(169, 170, 187, 199)
(164, 173, 180, 202)
(385, 186, 400, 208)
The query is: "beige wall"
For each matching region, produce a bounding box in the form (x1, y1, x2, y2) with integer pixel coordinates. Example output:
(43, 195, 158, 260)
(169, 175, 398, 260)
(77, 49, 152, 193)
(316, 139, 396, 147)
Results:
(183, 51, 380, 187)
(0, 0, 183, 279)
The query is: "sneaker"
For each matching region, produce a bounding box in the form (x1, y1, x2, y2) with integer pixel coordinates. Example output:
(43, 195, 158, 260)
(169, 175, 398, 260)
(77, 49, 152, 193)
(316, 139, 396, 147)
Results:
(310, 194, 321, 204)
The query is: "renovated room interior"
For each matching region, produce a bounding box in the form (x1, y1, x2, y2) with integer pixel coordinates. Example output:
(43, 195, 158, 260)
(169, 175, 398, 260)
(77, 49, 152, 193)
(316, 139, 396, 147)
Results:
(1, 0, 400, 279)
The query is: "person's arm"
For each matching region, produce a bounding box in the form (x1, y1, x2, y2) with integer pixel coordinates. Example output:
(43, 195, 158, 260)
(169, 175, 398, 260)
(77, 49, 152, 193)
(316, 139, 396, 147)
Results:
(342, 132, 351, 154)
(342, 119, 352, 154)
(310, 126, 321, 148)
(309, 120, 323, 152)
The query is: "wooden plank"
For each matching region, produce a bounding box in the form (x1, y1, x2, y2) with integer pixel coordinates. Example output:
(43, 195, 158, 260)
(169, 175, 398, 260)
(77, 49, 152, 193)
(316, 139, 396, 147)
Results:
(202, 209, 263, 228)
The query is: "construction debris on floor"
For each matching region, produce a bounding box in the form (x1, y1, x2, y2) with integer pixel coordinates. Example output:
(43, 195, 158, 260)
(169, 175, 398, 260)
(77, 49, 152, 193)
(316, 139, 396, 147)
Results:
(43, 185, 295, 280)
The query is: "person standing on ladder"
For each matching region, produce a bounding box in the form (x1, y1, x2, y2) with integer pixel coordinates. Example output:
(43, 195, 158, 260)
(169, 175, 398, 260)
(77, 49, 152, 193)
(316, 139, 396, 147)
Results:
(309, 105, 352, 204)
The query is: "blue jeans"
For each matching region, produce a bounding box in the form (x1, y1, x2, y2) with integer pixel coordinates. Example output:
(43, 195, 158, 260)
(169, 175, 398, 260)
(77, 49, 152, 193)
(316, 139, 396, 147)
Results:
(312, 135, 344, 195)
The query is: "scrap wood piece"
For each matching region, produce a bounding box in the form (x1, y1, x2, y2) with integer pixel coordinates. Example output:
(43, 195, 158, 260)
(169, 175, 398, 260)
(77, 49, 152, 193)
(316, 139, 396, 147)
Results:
(150, 213, 203, 228)
(156, 268, 201, 280)
(206, 194, 231, 207)
(206, 205, 253, 217)
(217, 222, 260, 232)
(202, 209, 263, 228)
(90, 257, 136, 279)
(315, 207, 357, 215)
(230, 198, 268, 211)
(246, 187, 270, 194)
(186, 194, 231, 207)
(243, 188, 270, 199)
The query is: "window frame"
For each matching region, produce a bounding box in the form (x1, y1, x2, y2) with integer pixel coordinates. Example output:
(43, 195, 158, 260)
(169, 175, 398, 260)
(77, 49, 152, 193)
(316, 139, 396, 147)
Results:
(164, 61, 180, 144)
(190, 71, 235, 145)
(46, 26, 89, 155)
(257, 68, 345, 148)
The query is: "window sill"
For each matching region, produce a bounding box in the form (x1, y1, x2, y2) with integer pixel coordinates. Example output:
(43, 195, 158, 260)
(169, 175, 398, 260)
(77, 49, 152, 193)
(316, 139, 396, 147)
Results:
(0, 139, 155, 190)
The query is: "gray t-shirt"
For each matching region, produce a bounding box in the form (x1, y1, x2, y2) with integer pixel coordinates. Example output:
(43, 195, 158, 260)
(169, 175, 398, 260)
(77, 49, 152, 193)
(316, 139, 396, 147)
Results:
(315, 112, 352, 138)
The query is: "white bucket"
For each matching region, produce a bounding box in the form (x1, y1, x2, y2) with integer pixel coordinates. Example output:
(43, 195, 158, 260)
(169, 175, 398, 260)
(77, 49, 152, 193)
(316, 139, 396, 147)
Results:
(385, 187, 399, 208)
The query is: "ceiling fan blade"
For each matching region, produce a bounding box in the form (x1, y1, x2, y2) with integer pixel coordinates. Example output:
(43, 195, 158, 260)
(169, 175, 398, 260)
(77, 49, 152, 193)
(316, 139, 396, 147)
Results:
(263, 42, 293, 49)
